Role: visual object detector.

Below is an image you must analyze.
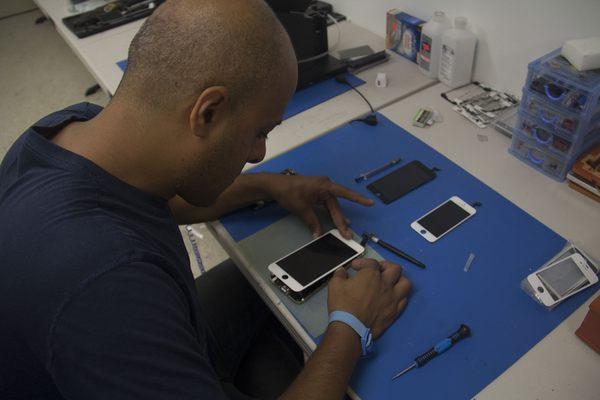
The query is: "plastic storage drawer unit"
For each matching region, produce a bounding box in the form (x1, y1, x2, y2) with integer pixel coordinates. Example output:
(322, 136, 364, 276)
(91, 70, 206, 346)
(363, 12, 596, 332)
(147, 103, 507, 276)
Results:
(525, 49, 600, 118)
(521, 88, 582, 136)
(517, 109, 600, 158)
(512, 48, 600, 180)
(509, 135, 568, 180)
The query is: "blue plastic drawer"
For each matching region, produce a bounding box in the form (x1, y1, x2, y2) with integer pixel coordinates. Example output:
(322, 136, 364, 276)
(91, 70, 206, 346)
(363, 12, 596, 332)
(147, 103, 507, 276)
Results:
(517, 112, 574, 156)
(521, 89, 582, 136)
(509, 134, 569, 181)
(525, 49, 600, 117)
(518, 110, 599, 152)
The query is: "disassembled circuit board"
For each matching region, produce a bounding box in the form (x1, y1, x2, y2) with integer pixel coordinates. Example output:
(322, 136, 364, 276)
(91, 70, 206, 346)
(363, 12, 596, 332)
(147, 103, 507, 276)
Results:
(442, 82, 519, 128)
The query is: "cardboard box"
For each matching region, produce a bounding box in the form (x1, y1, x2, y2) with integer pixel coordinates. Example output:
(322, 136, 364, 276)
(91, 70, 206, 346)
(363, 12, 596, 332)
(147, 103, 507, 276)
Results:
(386, 9, 425, 63)
(575, 294, 600, 353)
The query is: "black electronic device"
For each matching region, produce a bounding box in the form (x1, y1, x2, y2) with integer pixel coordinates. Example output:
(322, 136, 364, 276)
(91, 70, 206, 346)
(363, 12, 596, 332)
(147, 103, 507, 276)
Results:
(348, 50, 389, 71)
(338, 45, 374, 62)
(308, 1, 333, 14)
(276, 11, 327, 61)
(266, 0, 349, 91)
(270, 273, 329, 304)
(297, 55, 348, 90)
(63, 0, 165, 39)
(367, 160, 437, 204)
(305, 1, 346, 25)
(265, 0, 313, 12)
(274, 11, 348, 90)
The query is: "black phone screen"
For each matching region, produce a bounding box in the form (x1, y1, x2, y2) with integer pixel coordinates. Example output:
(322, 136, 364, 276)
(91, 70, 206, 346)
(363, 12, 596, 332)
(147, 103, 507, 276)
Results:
(418, 200, 470, 237)
(278, 233, 358, 287)
(367, 161, 436, 204)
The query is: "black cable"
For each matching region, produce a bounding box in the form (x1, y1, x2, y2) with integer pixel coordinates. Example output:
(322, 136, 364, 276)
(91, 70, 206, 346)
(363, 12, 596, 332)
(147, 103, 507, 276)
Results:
(335, 74, 375, 113)
(335, 74, 378, 126)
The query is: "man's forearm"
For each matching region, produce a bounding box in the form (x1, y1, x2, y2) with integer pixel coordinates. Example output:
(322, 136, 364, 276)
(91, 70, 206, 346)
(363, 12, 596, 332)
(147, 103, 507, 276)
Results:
(280, 322, 362, 400)
(168, 173, 277, 224)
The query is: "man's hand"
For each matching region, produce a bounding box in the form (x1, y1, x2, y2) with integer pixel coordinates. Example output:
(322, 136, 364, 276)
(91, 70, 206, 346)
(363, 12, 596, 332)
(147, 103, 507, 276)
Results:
(266, 174, 374, 239)
(327, 258, 411, 338)
(281, 259, 410, 400)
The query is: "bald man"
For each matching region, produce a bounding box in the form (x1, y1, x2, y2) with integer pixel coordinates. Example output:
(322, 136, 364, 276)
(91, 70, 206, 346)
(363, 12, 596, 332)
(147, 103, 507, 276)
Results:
(0, 1, 411, 399)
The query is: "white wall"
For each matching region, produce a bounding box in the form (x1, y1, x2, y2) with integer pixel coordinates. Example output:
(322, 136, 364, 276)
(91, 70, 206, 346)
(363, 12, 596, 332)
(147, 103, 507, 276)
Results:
(0, 0, 36, 19)
(327, 0, 600, 96)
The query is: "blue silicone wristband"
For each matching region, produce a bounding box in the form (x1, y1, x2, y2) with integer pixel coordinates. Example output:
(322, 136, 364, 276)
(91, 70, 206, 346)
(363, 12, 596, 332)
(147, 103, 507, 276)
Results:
(328, 311, 373, 356)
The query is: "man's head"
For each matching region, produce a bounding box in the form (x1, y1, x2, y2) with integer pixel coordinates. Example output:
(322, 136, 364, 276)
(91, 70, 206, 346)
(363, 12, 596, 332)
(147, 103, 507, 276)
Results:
(113, 0, 297, 206)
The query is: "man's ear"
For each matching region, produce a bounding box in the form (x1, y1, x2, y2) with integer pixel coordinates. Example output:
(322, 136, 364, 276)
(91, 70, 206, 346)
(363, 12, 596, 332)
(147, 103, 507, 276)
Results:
(189, 86, 229, 138)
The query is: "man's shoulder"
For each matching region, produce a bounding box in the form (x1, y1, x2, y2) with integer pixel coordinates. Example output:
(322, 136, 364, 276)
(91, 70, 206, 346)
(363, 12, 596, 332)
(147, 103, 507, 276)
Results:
(32, 103, 103, 130)
(0, 102, 101, 167)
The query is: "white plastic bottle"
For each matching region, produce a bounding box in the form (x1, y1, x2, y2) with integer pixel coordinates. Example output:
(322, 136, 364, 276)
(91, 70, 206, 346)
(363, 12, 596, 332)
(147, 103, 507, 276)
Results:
(438, 16, 477, 88)
(418, 11, 451, 78)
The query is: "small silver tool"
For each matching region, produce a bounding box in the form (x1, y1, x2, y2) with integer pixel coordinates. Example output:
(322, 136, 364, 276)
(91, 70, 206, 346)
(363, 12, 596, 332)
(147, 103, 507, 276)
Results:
(355, 157, 402, 183)
(463, 253, 476, 272)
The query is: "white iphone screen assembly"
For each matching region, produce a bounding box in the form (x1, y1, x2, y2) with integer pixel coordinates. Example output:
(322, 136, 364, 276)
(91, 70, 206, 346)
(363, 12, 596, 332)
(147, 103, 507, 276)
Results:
(531, 254, 598, 306)
(268, 230, 364, 292)
(411, 196, 476, 242)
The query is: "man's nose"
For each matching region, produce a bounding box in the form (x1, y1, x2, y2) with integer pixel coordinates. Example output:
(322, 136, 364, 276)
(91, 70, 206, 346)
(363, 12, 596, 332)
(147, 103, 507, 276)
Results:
(247, 140, 266, 164)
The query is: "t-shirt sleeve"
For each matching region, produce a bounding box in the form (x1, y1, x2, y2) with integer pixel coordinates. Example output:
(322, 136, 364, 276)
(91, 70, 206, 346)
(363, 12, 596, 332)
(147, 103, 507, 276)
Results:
(47, 261, 229, 400)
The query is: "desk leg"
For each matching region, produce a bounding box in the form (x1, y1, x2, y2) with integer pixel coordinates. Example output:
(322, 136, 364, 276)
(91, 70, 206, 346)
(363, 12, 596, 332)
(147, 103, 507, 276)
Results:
(85, 84, 101, 96)
(207, 222, 317, 356)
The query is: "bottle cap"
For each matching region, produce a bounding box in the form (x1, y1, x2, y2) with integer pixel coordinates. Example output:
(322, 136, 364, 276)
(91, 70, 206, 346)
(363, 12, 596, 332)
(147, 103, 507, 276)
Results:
(455, 16, 468, 29)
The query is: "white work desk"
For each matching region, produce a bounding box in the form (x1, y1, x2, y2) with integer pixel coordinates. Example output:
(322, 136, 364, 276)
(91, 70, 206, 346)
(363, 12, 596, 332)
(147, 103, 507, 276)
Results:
(211, 84, 599, 400)
(33, 0, 144, 95)
(377, 83, 600, 400)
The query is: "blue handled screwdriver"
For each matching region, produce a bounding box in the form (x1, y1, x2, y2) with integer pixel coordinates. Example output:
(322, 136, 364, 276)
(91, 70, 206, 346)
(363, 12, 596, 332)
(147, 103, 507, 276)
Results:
(392, 324, 471, 380)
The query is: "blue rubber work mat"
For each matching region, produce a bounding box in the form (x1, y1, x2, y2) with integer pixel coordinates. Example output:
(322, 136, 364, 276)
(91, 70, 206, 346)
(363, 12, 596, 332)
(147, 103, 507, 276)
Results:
(116, 59, 128, 72)
(219, 113, 596, 399)
(282, 73, 365, 119)
(116, 59, 364, 120)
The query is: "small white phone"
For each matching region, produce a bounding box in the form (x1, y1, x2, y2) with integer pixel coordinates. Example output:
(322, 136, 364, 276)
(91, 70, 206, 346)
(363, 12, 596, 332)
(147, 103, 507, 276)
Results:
(267, 229, 364, 293)
(527, 254, 598, 307)
(410, 196, 477, 242)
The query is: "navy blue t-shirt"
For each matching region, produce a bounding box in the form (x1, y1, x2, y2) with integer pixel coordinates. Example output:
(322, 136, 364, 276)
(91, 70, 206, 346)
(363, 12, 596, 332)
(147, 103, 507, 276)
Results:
(0, 104, 228, 399)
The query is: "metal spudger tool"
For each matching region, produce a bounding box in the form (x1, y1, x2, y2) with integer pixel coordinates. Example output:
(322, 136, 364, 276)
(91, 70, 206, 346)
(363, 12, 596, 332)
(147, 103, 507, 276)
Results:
(354, 157, 402, 183)
(361, 233, 426, 269)
(392, 324, 471, 380)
